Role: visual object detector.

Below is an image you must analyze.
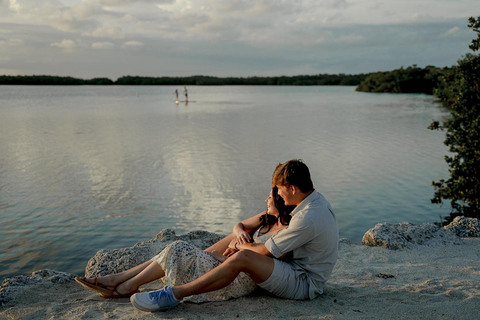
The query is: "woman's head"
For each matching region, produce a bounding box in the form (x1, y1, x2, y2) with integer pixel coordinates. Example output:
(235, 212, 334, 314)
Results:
(260, 187, 295, 229)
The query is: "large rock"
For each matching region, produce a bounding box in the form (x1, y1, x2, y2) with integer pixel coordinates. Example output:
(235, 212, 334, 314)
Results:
(84, 229, 225, 277)
(443, 216, 480, 237)
(362, 222, 462, 250)
(0, 269, 76, 307)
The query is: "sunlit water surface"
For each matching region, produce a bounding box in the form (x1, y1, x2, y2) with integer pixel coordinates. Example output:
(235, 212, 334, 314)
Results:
(0, 85, 451, 279)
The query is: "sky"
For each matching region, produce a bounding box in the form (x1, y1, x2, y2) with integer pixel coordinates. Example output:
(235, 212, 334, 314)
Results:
(0, 0, 478, 79)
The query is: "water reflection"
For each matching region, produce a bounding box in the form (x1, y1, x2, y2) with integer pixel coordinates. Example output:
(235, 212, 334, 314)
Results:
(0, 86, 451, 279)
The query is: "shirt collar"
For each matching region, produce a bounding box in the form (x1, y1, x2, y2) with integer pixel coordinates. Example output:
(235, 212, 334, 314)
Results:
(290, 189, 317, 216)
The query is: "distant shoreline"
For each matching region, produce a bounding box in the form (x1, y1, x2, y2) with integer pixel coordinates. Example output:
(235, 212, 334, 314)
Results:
(0, 65, 450, 95)
(0, 74, 367, 86)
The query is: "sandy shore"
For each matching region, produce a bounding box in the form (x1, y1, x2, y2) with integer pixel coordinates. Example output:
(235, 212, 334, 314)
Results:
(1, 237, 479, 320)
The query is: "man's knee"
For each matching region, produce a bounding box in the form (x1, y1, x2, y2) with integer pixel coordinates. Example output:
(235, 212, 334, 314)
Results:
(228, 250, 274, 282)
(229, 250, 267, 268)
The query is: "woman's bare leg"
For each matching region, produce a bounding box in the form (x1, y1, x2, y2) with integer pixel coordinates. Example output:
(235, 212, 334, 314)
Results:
(84, 260, 154, 287)
(114, 260, 165, 294)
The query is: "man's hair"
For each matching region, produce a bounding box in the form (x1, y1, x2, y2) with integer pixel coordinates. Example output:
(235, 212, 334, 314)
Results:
(271, 159, 314, 193)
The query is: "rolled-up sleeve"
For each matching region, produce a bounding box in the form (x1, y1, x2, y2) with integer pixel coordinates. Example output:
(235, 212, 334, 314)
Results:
(264, 216, 316, 258)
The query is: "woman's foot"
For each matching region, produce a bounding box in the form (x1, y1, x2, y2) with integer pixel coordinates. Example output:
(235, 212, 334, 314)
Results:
(74, 277, 116, 296)
(100, 282, 140, 299)
(210, 250, 227, 263)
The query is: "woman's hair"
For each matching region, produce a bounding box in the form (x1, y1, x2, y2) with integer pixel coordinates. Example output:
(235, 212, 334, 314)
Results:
(258, 186, 295, 234)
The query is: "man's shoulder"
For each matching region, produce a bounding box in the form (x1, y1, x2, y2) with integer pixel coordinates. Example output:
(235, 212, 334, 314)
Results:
(302, 191, 332, 212)
(294, 192, 334, 223)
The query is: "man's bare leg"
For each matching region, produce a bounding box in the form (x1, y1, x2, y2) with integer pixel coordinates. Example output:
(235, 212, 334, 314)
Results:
(172, 250, 274, 299)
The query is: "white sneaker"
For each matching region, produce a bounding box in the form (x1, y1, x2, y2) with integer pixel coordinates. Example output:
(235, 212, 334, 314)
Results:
(130, 286, 181, 312)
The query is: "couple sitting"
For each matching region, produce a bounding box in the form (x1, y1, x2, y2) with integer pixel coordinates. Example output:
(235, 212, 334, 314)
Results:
(75, 159, 339, 312)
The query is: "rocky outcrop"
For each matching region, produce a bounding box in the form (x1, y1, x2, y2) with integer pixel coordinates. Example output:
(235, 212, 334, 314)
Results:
(0, 269, 76, 307)
(443, 216, 480, 237)
(362, 217, 480, 249)
(3, 219, 479, 307)
(84, 229, 225, 277)
(0, 230, 224, 307)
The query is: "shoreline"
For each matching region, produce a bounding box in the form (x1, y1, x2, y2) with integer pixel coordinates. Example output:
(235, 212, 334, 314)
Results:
(1, 217, 479, 319)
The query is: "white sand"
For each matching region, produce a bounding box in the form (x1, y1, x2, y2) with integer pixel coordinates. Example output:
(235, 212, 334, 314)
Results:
(1, 238, 479, 319)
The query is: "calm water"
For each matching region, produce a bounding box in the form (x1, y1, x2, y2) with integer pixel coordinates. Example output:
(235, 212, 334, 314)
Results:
(0, 85, 451, 280)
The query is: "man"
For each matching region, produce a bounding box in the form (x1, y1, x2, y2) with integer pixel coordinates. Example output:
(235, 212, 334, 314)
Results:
(130, 159, 339, 311)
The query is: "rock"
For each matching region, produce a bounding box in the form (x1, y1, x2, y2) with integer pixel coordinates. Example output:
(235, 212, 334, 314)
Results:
(0, 269, 76, 307)
(362, 222, 462, 250)
(1, 230, 223, 307)
(84, 229, 225, 277)
(443, 216, 480, 237)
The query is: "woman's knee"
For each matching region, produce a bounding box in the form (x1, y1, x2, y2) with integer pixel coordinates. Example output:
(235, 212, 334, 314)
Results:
(169, 240, 190, 250)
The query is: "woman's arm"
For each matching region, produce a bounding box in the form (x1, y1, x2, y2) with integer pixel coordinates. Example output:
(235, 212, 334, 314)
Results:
(233, 211, 265, 245)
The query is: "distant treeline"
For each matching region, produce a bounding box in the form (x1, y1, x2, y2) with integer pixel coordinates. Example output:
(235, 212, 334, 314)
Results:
(355, 65, 450, 94)
(0, 75, 114, 85)
(1, 69, 452, 93)
(0, 74, 368, 86)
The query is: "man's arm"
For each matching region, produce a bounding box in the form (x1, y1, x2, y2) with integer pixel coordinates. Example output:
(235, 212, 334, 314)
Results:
(234, 241, 290, 259)
(235, 242, 272, 256)
(265, 216, 315, 258)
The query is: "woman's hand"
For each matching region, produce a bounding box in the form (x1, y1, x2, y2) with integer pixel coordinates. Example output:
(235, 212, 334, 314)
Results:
(233, 222, 252, 245)
(233, 223, 252, 245)
(222, 247, 237, 257)
(224, 238, 241, 257)
(237, 231, 251, 245)
(210, 250, 227, 262)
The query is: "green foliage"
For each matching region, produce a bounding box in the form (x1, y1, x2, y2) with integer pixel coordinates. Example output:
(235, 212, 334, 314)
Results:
(85, 78, 114, 85)
(114, 74, 368, 86)
(0, 75, 113, 85)
(0, 74, 368, 86)
(356, 65, 444, 94)
(429, 17, 480, 224)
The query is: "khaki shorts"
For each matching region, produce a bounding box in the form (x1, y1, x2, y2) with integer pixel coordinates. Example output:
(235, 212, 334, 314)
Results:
(257, 259, 310, 300)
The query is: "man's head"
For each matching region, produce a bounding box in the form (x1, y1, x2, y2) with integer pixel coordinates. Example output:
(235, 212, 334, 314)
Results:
(272, 159, 314, 206)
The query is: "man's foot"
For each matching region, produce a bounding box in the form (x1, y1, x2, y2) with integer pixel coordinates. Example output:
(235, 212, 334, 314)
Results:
(130, 286, 181, 312)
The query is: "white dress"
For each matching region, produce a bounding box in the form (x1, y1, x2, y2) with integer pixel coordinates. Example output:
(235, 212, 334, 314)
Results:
(151, 230, 273, 303)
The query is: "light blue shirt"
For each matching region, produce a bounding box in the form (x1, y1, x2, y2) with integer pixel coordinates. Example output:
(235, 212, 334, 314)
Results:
(264, 190, 339, 298)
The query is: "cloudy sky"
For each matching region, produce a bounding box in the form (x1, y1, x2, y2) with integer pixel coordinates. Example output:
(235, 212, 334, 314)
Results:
(0, 0, 478, 79)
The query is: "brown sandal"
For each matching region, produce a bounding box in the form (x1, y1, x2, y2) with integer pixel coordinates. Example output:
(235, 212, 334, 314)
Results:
(100, 284, 140, 299)
(74, 277, 115, 296)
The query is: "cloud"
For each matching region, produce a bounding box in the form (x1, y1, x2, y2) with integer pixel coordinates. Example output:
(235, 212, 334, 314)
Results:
(0, 68, 22, 74)
(121, 40, 144, 48)
(100, 0, 173, 6)
(443, 26, 460, 37)
(0, 1, 476, 78)
(0, 37, 23, 47)
(83, 26, 124, 39)
(48, 1, 103, 33)
(8, 0, 22, 11)
(92, 41, 114, 49)
(50, 39, 77, 52)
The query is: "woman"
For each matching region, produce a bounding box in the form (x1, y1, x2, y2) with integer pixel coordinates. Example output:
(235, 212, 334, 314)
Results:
(75, 187, 294, 302)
